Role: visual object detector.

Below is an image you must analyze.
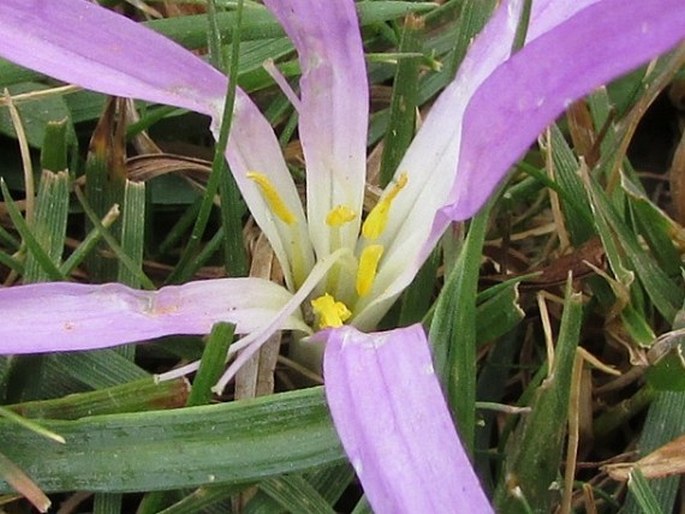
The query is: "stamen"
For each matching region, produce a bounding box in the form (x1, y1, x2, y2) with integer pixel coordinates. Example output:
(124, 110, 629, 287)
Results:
(325, 206, 357, 292)
(311, 293, 352, 329)
(356, 244, 384, 297)
(362, 172, 408, 240)
(262, 59, 302, 112)
(326, 205, 356, 227)
(247, 172, 297, 225)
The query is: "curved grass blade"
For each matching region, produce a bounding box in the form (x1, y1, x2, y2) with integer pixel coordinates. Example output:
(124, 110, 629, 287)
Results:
(0, 387, 342, 493)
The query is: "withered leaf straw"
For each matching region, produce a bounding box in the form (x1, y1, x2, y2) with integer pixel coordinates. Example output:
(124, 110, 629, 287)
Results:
(0, 0, 683, 511)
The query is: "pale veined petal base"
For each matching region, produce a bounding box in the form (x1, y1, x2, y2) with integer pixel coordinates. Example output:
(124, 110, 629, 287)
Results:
(0, 278, 307, 354)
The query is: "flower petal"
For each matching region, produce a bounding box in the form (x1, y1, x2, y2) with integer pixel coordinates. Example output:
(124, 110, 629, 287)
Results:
(355, 0, 685, 327)
(322, 324, 493, 513)
(264, 0, 368, 259)
(0, 280, 306, 354)
(0, 0, 225, 117)
(448, 0, 685, 220)
(220, 96, 314, 290)
(0, 0, 314, 289)
(354, 0, 524, 328)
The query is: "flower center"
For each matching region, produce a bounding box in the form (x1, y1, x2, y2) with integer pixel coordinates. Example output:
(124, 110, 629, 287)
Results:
(248, 170, 409, 328)
(311, 293, 352, 329)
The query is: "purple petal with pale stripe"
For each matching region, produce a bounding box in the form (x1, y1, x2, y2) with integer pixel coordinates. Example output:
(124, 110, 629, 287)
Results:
(322, 324, 492, 513)
(0, 0, 313, 288)
(264, 0, 368, 259)
(357, 0, 685, 328)
(0, 0, 226, 117)
(448, 0, 685, 220)
(0, 280, 305, 354)
(353, 0, 524, 329)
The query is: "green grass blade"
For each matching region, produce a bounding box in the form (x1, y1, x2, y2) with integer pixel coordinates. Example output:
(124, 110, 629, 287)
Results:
(8, 377, 188, 420)
(146, 2, 437, 49)
(50, 350, 148, 389)
(444, 0, 496, 78)
(243, 463, 353, 514)
(217, 0, 249, 277)
(74, 186, 155, 290)
(623, 307, 685, 514)
(0, 180, 64, 281)
(398, 249, 439, 326)
(0, 405, 64, 444)
(84, 100, 126, 282)
(548, 124, 595, 244)
(93, 493, 122, 514)
(495, 282, 584, 513)
(117, 180, 146, 287)
(622, 174, 683, 278)
(627, 469, 666, 514)
(186, 323, 235, 407)
(429, 202, 492, 452)
(156, 484, 245, 514)
(23, 170, 70, 282)
(60, 204, 120, 276)
(111, 179, 147, 362)
(0, 387, 343, 493)
(259, 475, 336, 514)
(587, 176, 683, 322)
(351, 496, 372, 514)
(476, 282, 524, 346)
(378, 14, 422, 187)
(39, 119, 69, 173)
(166, 0, 245, 284)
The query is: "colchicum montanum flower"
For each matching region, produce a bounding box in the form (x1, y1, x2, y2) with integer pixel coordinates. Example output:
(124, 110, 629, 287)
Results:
(0, 0, 683, 511)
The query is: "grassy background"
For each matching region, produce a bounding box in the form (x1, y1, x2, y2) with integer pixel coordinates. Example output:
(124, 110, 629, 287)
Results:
(0, 1, 684, 512)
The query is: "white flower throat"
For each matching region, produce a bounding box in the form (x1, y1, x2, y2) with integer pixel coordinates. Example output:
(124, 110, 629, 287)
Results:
(247, 171, 409, 329)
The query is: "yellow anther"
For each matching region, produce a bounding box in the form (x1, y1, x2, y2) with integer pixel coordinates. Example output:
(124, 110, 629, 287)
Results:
(356, 244, 384, 297)
(326, 205, 356, 227)
(247, 171, 297, 225)
(362, 173, 408, 240)
(311, 293, 352, 329)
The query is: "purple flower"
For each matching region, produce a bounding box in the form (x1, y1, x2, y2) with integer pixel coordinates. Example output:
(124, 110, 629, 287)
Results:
(0, 0, 683, 511)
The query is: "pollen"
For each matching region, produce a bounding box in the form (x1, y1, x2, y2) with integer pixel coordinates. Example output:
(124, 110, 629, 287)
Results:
(311, 293, 352, 329)
(247, 171, 297, 225)
(326, 205, 356, 227)
(356, 244, 384, 297)
(362, 172, 408, 240)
